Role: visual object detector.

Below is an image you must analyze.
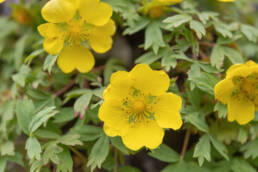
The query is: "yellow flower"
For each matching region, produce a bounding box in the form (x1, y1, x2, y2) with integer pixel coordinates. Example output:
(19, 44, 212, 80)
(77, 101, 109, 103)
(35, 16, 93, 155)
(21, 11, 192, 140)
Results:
(214, 61, 258, 125)
(99, 64, 183, 150)
(0, 0, 5, 3)
(142, 0, 183, 18)
(38, 0, 115, 73)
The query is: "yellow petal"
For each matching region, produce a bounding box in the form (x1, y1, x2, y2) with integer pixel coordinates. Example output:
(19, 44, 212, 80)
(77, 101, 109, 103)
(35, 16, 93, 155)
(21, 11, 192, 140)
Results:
(227, 98, 255, 125)
(218, 0, 234, 2)
(129, 64, 170, 96)
(99, 98, 130, 136)
(103, 71, 131, 100)
(38, 23, 63, 38)
(121, 120, 164, 151)
(57, 46, 95, 73)
(158, 0, 183, 4)
(153, 93, 183, 130)
(103, 124, 118, 137)
(79, 0, 112, 26)
(88, 20, 115, 53)
(214, 79, 235, 104)
(43, 37, 64, 55)
(42, 0, 78, 23)
(0, 0, 5, 3)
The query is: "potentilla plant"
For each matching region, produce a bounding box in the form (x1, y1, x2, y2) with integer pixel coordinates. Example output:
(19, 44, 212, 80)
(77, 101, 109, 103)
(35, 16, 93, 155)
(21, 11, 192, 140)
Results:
(0, 0, 258, 172)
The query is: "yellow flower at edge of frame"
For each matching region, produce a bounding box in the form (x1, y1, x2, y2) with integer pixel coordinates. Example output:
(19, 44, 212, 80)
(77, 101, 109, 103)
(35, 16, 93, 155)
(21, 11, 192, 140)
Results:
(37, 0, 115, 73)
(142, 0, 183, 18)
(99, 64, 183, 151)
(214, 61, 258, 125)
(0, 0, 5, 3)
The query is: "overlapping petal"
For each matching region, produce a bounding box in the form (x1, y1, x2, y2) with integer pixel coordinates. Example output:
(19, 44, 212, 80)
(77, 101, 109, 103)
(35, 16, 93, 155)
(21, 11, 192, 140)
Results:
(214, 79, 235, 104)
(42, 0, 78, 23)
(88, 20, 116, 53)
(57, 46, 95, 73)
(153, 93, 183, 130)
(122, 120, 164, 150)
(129, 64, 170, 96)
(227, 98, 255, 125)
(79, 0, 112, 26)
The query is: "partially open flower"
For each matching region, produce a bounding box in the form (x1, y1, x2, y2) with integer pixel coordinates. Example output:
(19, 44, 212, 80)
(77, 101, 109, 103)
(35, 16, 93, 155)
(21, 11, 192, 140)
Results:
(214, 61, 258, 125)
(99, 64, 183, 151)
(38, 0, 116, 73)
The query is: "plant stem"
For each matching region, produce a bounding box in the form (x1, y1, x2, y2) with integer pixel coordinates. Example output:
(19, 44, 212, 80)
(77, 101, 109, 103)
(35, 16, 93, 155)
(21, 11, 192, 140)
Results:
(180, 127, 191, 160)
(54, 79, 75, 97)
(68, 146, 88, 164)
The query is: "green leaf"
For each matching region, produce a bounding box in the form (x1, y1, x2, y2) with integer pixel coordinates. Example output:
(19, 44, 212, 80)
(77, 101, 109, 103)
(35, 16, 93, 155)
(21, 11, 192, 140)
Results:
(24, 49, 45, 64)
(104, 59, 126, 86)
(56, 148, 73, 172)
(190, 20, 206, 39)
(28, 106, 58, 134)
(58, 133, 83, 146)
(25, 136, 42, 160)
(74, 93, 93, 115)
(135, 51, 161, 64)
(42, 142, 63, 165)
(43, 54, 58, 74)
(209, 135, 229, 160)
(111, 137, 130, 155)
(123, 17, 150, 35)
(241, 138, 258, 159)
(231, 158, 256, 172)
(222, 47, 244, 64)
(12, 65, 30, 87)
(210, 45, 225, 69)
(118, 166, 141, 172)
(144, 21, 165, 53)
(214, 102, 227, 119)
(148, 144, 180, 163)
(193, 134, 211, 166)
(53, 108, 74, 123)
(185, 112, 209, 133)
(240, 24, 258, 43)
(237, 127, 248, 144)
(0, 159, 7, 172)
(16, 97, 35, 135)
(163, 14, 192, 29)
(73, 125, 103, 142)
(214, 21, 232, 38)
(162, 161, 189, 172)
(198, 12, 218, 24)
(87, 134, 110, 171)
(0, 141, 15, 156)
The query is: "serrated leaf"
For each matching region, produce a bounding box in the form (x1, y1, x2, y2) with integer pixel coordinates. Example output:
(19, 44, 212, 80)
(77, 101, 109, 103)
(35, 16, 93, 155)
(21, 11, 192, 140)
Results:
(43, 54, 58, 74)
(240, 139, 258, 159)
(0, 141, 15, 156)
(28, 106, 58, 134)
(58, 133, 83, 146)
(145, 21, 165, 53)
(190, 20, 206, 39)
(193, 134, 211, 166)
(214, 22, 232, 38)
(185, 112, 209, 133)
(135, 51, 161, 64)
(210, 45, 225, 69)
(12, 65, 30, 87)
(240, 24, 258, 43)
(214, 102, 227, 118)
(56, 148, 73, 172)
(25, 136, 42, 160)
(231, 158, 256, 172)
(163, 14, 192, 29)
(73, 125, 102, 142)
(148, 144, 180, 163)
(209, 135, 229, 160)
(16, 97, 35, 135)
(74, 93, 93, 115)
(87, 134, 110, 171)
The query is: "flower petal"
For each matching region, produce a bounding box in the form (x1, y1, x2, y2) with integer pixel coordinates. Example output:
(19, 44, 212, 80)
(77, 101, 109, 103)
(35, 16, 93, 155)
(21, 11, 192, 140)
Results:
(214, 79, 235, 104)
(79, 0, 112, 26)
(99, 98, 130, 136)
(153, 93, 182, 130)
(103, 71, 131, 100)
(38, 23, 64, 38)
(103, 124, 118, 137)
(43, 37, 64, 55)
(42, 0, 78, 23)
(88, 20, 116, 53)
(228, 98, 255, 125)
(129, 64, 170, 96)
(57, 46, 95, 73)
(121, 120, 164, 151)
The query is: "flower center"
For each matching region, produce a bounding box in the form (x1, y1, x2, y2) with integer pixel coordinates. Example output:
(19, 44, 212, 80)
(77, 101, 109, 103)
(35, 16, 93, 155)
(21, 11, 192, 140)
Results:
(133, 100, 146, 113)
(231, 73, 258, 104)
